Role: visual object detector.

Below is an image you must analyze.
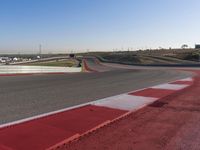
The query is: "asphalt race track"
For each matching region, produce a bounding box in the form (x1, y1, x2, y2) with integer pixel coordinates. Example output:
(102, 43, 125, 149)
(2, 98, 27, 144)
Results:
(0, 59, 192, 125)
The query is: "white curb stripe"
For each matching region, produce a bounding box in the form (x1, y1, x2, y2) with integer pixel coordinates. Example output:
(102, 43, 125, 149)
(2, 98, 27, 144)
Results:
(94, 94, 157, 111)
(179, 77, 193, 82)
(151, 83, 189, 90)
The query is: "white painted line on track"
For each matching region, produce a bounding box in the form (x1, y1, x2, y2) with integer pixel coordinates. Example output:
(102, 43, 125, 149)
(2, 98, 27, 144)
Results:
(0, 103, 92, 129)
(179, 77, 193, 81)
(151, 83, 189, 90)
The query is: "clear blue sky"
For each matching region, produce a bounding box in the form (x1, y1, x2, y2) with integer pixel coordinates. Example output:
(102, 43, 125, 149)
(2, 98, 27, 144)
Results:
(0, 0, 200, 53)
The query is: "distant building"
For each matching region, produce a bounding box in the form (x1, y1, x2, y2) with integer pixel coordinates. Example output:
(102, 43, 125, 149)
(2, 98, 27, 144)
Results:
(0, 57, 10, 63)
(195, 44, 200, 49)
(13, 57, 18, 61)
(69, 54, 75, 58)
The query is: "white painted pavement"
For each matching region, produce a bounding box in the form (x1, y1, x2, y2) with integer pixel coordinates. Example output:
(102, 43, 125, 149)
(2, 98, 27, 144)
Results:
(179, 77, 193, 81)
(0, 65, 81, 74)
(94, 94, 157, 111)
(151, 83, 189, 90)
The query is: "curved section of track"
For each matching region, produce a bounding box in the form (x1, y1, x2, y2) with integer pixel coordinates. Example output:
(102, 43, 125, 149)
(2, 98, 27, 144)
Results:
(0, 58, 192, 124)
(82, 56, 116, 72)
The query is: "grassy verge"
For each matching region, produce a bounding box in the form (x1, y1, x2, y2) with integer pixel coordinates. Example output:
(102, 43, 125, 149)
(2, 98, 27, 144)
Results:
(27, 59, 78, 67)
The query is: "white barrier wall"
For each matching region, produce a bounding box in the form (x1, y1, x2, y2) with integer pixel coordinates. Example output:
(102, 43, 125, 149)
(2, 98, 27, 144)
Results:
(0, 66, 81, 74)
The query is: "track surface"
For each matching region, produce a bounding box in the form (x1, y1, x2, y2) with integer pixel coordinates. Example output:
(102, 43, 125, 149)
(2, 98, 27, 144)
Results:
(0, 59, 192, 125)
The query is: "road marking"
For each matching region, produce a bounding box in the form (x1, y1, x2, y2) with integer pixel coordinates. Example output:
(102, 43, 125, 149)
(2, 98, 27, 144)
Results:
(179, 77, 193, 81)
(94, 94, 157, 111)
(151, 83, 189, 90)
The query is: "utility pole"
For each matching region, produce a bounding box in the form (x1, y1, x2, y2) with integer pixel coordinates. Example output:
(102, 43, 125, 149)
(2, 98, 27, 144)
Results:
(39, 44, 42, 57)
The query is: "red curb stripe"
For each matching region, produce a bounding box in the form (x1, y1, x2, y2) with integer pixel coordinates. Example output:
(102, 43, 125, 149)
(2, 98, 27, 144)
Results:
(82, 59, 98, 72)
(170, 80, 193, 85)
(0, 144, 13, 150)
(48, 112, 133, 150)
(0, 105, 126, 150)
(129, 88, 175, 98)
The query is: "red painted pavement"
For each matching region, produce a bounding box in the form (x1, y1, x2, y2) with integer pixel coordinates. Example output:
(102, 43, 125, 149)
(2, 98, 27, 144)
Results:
(170, 80, 193, 85)
(64, 71, 200, 150)
(129, 88, 175, 98)
(0, 105, 126, 150)
(82, 59, 98, 72)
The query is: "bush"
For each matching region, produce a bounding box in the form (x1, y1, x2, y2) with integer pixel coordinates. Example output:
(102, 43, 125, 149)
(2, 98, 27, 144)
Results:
(184, 52, 200, 61)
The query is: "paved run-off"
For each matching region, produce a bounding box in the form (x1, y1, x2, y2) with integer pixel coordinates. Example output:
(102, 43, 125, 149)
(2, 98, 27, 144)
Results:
(65, 71, 200, 150)
(0, 106, 126, 150)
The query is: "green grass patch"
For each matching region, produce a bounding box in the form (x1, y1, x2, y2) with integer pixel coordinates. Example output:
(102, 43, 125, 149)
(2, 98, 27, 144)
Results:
(27, 60, 77, 67)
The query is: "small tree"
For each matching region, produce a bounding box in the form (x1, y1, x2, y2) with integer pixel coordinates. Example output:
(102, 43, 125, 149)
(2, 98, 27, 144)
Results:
(181, 44, 188, 49)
